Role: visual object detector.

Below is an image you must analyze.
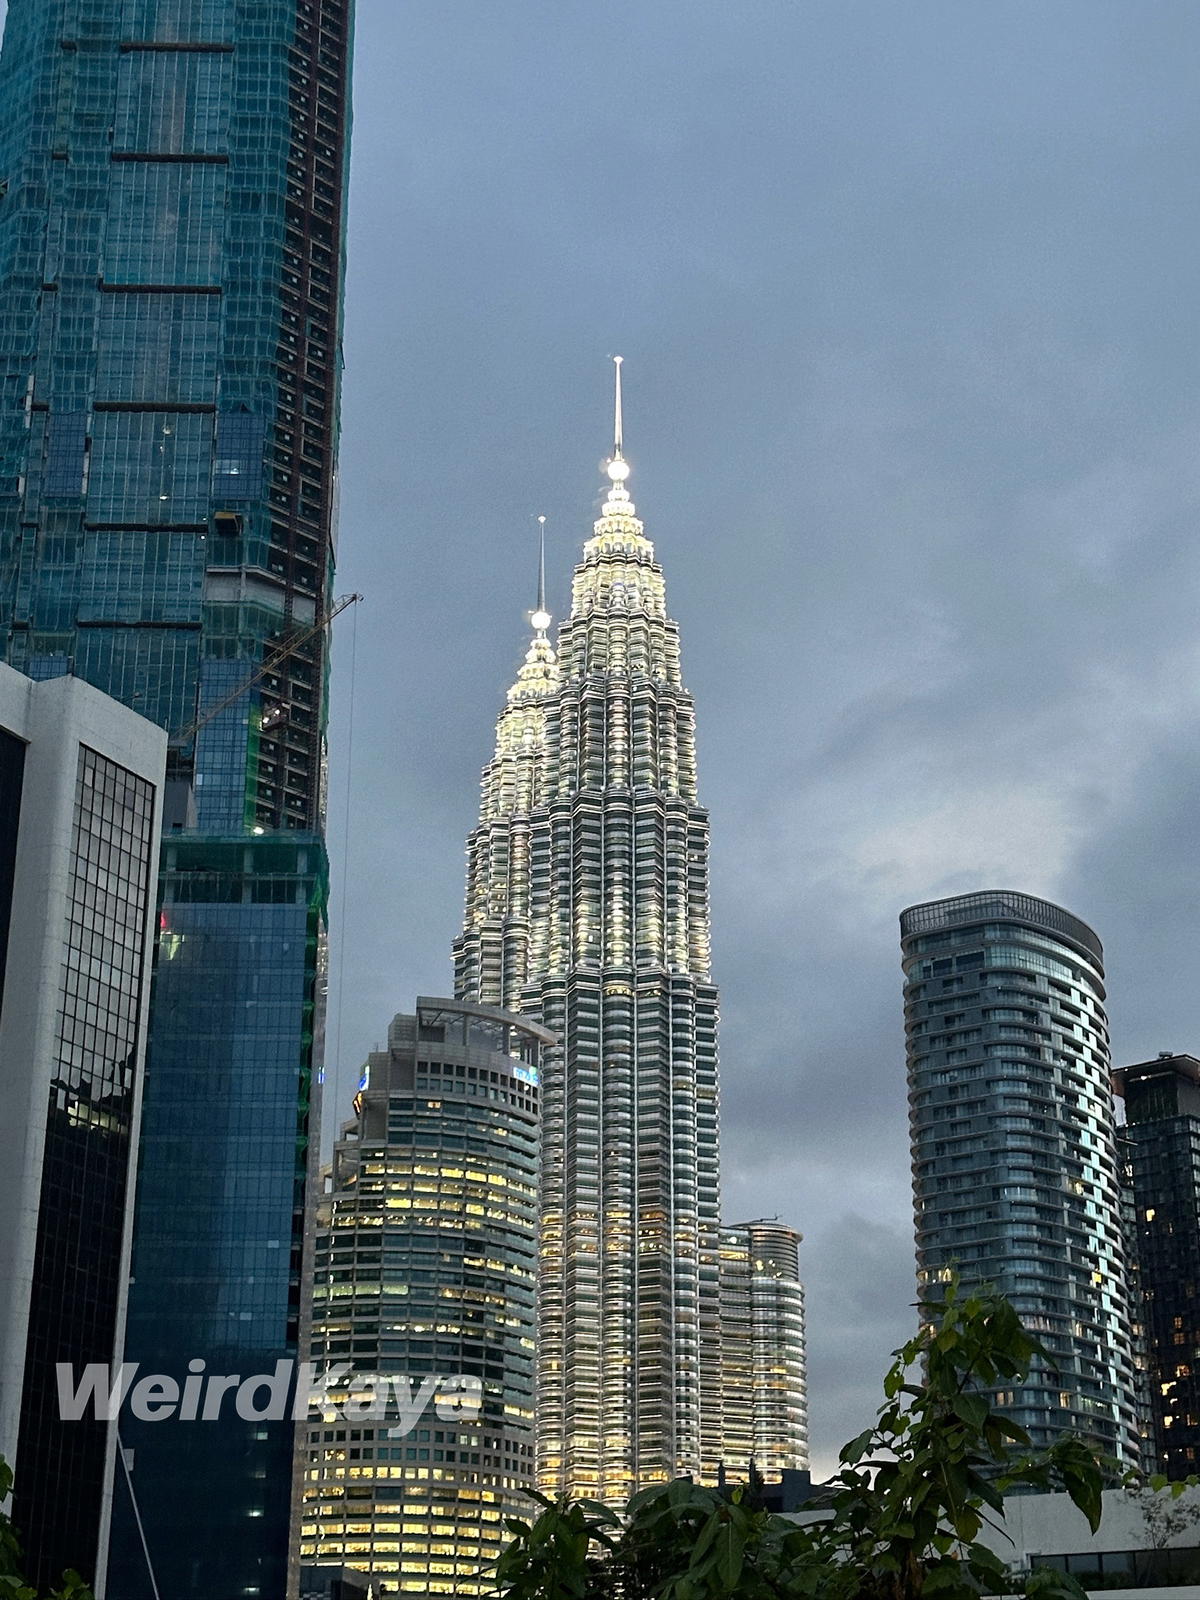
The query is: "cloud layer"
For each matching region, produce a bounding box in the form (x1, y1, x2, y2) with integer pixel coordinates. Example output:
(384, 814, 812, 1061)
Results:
(307, 0, 1200, 1473)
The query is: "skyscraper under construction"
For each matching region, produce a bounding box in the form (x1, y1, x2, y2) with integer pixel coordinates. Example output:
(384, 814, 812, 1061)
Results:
(0, 0, 355, 1592)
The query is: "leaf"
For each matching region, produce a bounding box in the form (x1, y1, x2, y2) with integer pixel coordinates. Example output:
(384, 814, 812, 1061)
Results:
(573, 1498, 622, 1527)
(921, 1561, 971, 1593)
(989, 1414, 1031, 1444)
(840, 1429, 874, 1467)
(688, 1510, 722, 1569)
(1023, 1564, 1090, 1600)
(716, 1521, 745, 1592)
(1061, 1464, 1104, 1535)
(951, 1392, 989, 1428)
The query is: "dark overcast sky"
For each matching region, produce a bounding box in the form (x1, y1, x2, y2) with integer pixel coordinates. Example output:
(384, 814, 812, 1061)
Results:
(2, 0, 1195, 1479)
(324, 0, 1200, 1478)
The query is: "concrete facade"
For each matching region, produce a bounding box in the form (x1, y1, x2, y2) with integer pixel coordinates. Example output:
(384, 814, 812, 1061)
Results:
(976, 1485, 1200, 1564)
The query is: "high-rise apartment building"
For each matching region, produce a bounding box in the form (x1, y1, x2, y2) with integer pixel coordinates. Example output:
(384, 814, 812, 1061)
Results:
(1114, 1052, 1200, 1477)
(0, 664, 164, 1595)
(0, 2, 354, 1594)
(901, 891, 1140, 1464)
(299, 999, 549, 1597)
(455, 365, 798, 1501)
(718, 1222, 809, 1479)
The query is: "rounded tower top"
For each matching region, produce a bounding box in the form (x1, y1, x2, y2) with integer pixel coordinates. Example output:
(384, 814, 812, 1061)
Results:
(899, 889, 1103, 967)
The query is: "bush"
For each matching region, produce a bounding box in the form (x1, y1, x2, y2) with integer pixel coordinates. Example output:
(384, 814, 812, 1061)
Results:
(494, 1280, 1109, 1600)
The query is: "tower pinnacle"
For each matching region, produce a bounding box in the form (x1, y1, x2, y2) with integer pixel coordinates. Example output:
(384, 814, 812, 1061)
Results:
(613, 354, 625, 456)
(603, 357, 635, 516)
(530, 515, 551, 635)
(607, 356, 631, 486)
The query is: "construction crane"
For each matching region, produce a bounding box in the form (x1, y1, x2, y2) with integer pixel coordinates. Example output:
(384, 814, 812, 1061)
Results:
(169, 591, 362, 748)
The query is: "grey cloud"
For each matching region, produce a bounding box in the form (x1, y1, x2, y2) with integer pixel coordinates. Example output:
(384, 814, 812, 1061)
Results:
(316, 0, 1200, 1467)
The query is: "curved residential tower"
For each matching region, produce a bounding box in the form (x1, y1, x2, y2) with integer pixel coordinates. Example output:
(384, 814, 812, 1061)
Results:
(456, 365, 734, 1502)
(901, 890, 1140, 1465)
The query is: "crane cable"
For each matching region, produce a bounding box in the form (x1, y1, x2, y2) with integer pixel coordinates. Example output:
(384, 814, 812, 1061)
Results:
(332, 597, 359, 1094)
(116, 1434, 162, 1600)
(168, 592, 363, 748)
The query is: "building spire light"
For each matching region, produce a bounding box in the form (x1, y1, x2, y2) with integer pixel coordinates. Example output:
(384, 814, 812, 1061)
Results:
(530, 515, 552, 634)
(613, 354, 624, 456)
(602, 357, 635, 523)
(606, 356, 631, 487)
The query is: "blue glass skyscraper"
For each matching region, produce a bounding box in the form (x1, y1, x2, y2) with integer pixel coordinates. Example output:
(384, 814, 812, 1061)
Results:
(0, 1, 354, 1595)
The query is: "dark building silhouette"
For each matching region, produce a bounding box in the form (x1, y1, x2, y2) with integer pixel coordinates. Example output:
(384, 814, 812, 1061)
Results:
(1115, 1053, 1200, 1477)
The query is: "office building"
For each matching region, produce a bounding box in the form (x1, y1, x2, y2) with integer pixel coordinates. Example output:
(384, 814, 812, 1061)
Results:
(454, 364, 805, 1500)
(900, 890, 1140, 1464)
(1114, 1052, 1200, 1477)
(300, 1567, 373, 1600)
(0, 664, 164, 1593)
(454, 527, 559, 1013)
(0, 0, 354, 1593)
(718, 1222, 809, 1480)
(299, 999, 549, 1597)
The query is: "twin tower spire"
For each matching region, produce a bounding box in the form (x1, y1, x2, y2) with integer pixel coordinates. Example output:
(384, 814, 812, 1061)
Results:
(527, 356, 632, 643)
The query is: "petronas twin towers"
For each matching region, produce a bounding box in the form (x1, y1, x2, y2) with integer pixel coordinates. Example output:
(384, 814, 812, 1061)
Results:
(454, 362, 807, 1502)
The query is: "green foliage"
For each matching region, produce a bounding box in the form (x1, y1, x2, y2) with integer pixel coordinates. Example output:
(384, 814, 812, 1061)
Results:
(493, 1493, 622, 1600)
(823, 1277, 1104, 1600)
(1124, 1473, 1200, 1552)
(493, 1280, 1113, 1600)
(0, 1459, 94, 1600)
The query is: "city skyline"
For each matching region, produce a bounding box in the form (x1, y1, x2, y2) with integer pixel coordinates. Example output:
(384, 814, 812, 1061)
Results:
(317, 0, 1200, 1480)
(0, 0, 1193, 1493)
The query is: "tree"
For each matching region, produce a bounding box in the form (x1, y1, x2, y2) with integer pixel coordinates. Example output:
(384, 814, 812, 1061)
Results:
(1128, 1475, 1200, 1552)
(0, 1459, 94, 1600)
(1121, 1475, 1200, 1587)
(494, 1280, 1109, 1600)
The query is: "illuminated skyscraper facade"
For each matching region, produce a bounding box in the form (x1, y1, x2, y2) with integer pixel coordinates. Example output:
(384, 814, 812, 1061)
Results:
(455, 523, 558, 1014)
(901, 890, 1140, 1465)
(300, 1001, 548, 1597)
(0, 1, 354, 1593)
(718, 1222, 809, 1480)
(457, 366, 760, 1502)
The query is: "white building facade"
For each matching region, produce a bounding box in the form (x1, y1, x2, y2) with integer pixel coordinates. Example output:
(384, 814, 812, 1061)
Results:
(0, 665, 164, 1594)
